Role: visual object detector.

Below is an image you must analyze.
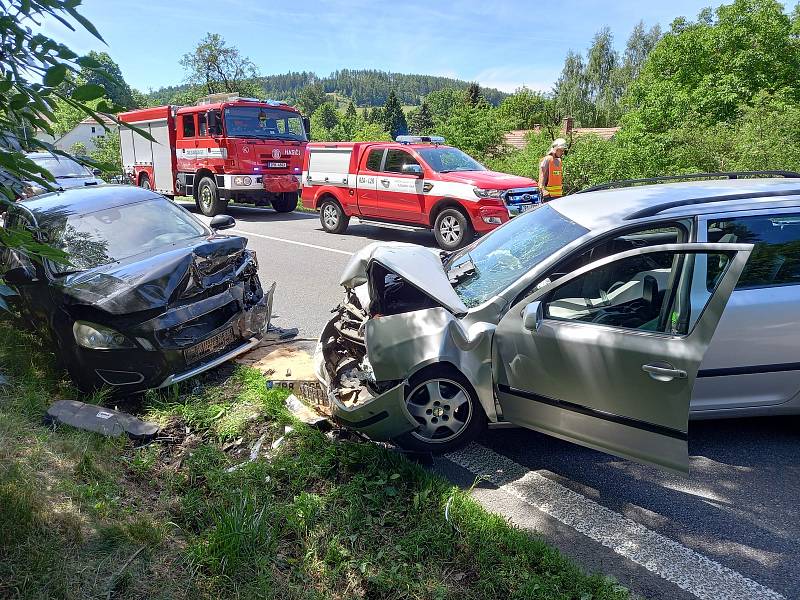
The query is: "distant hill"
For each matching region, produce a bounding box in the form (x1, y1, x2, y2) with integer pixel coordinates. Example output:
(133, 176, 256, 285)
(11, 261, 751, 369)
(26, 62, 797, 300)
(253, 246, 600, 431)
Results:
(145, 69, 508, 107)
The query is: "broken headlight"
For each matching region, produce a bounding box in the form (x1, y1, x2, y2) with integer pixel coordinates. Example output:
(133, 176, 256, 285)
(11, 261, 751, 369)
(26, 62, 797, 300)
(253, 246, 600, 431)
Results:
(73, 321, 134, 350)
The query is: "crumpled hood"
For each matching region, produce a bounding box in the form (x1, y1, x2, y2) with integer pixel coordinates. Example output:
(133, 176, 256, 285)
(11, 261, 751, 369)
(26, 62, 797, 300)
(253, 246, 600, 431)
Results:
(442, 170, 537, 189)
(54, 235, 250, 314)
(340, 242, 468, 315)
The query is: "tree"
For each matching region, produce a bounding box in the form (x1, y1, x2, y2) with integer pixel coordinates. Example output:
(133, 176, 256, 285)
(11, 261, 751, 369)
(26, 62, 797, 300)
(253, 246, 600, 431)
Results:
(310, 103, 340, 140)
(425, 88, 468, 123)
(77, 51, 136, 109)
(382, 90, 407, 139)
(408, 101, 435, 134)
(466, 82, 482, 106)
(344, 100, 358, 121)
(0, 0, 147, 285)
(437, 103, 506, 159)
(351, 122, 392, 142)
(497, 88, 547, 130)
(90, 129, 122, 180)
(553, 51, 590, 125)
(297, 83, 326, 115)
(585, 27, 619, 126)
(180, 33, 259, 95)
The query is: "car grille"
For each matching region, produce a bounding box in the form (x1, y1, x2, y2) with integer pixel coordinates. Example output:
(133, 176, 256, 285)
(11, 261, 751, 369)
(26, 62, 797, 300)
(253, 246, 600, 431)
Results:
(505, 188, 540, 206)
(157, 301, 240, 349)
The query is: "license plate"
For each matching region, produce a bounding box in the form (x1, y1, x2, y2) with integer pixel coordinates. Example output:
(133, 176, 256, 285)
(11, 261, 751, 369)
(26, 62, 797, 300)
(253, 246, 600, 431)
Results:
(267, 161, 287, 168)
(509, 203, 535, 216)
(184, 327, 237, 364)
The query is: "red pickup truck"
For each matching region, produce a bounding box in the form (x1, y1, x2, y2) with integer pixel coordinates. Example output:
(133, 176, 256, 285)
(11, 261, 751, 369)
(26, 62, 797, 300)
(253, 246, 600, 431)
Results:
(300, 136, 540, 249)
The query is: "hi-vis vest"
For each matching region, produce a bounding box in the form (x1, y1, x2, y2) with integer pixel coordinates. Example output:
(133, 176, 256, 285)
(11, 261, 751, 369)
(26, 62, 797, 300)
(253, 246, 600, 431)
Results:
(543, 156, 563, 197)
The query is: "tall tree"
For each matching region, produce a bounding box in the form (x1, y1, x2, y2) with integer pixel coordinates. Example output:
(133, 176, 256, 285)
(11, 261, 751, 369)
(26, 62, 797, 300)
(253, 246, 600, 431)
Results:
(344, 100, 358, 121)
(497, 88, 547, 129)
(382, 90, 408, 138)
(78, 51, 136, 109)
(408, 101, 435, 134)
(466, 82, 482, 106)
(180, 33, 259, 95)
(553, 50, 590, 125)
(297, 83, 326, 115)
(585, 27, 619, 126)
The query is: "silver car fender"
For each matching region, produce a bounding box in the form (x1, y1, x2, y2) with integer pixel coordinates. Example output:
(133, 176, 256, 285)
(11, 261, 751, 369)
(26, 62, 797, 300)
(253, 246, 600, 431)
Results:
(365, 308, 498, 421)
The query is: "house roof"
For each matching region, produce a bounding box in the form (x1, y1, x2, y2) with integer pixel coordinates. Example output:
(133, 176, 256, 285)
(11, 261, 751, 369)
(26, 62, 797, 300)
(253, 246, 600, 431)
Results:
(503, 126, 620, 150)
(78, 114, 116, 126)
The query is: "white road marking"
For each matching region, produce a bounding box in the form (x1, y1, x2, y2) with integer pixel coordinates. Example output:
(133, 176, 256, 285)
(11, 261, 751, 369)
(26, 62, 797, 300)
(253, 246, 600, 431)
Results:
(231, 229, 354, 256)
(447, 443, 784, 600)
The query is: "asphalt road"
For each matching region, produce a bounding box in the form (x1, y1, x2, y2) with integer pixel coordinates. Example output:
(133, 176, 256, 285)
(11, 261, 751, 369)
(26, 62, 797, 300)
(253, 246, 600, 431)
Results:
(185, 201, 798, 600)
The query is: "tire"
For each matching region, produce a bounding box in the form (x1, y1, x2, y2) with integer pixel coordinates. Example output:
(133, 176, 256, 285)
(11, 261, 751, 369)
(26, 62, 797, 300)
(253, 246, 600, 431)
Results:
(139, 174, 151, 190)
(434, 207, 474, 250)
(393, 366, 487, 454)
(272, 192, 297, 213)
(319, 199, 349, 234)
(196, 176, 227, 217)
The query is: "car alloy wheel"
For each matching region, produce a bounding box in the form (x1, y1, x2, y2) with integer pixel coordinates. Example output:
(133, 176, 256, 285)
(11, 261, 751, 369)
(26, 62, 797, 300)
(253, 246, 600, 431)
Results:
(323, 203, 339, 229)
(406, 378, 473, 443)
(200, 185, 213, 212)
(439, 215, 462, 245)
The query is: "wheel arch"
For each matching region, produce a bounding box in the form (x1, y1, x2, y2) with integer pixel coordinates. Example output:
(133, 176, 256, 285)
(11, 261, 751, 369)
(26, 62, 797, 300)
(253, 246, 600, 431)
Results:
(429, 197, 470, 227)
(193, 168, 216, 198)
(315, 187, 347, 212)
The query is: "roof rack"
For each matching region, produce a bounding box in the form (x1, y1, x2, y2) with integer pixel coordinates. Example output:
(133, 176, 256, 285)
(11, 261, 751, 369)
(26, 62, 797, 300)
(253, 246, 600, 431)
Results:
(577, 171, 800, 194)
(624, 188, 800, 220)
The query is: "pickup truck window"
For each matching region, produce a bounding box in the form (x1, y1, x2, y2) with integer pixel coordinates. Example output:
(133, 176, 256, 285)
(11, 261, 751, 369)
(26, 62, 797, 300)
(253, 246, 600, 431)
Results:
(365, 149, 384, 172)
(417, 147, 486, 173)
(383, 150, 420, 174)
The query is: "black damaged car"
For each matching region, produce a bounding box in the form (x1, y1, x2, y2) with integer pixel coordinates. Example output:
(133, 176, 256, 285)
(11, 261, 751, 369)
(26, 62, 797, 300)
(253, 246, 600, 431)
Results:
(0, 185, 274, 393)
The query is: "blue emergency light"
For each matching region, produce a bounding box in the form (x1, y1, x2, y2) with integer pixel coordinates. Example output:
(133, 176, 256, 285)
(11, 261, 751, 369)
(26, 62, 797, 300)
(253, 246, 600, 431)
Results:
(396, 135, 445, 144)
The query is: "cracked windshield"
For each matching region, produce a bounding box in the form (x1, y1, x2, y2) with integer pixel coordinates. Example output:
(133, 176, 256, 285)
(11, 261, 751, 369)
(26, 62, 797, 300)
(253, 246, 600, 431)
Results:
(448, 205, 588, 307)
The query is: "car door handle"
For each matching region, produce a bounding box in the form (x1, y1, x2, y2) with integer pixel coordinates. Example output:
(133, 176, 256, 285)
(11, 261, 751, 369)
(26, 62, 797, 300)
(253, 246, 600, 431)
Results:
(642, 363, 687, 381)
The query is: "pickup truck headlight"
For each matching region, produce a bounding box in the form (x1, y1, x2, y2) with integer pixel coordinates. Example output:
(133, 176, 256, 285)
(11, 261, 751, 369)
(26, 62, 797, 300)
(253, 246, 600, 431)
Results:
(473, 188, 504, 199)
(73, 321, 134, 350)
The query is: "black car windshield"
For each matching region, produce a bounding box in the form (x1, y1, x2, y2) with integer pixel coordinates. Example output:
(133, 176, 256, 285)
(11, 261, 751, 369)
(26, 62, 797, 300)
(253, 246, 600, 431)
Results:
(448, 205, 589, 307)
(417, 147, 486, 173)
(47, 198, 208, 274)
(224, 106, 307, 141)
(31, 155, 92, 178)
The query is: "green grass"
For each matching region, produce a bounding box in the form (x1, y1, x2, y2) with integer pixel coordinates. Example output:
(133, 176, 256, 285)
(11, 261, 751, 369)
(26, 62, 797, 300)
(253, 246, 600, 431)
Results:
(0, 317, 631, 599)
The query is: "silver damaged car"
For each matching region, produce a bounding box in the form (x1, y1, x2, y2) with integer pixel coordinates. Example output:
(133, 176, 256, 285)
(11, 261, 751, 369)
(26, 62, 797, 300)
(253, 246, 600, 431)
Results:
(316, 174, 800, 472)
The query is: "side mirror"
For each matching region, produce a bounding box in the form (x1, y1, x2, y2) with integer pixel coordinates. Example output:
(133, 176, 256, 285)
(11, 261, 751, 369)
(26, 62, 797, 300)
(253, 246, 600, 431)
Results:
(402, 164, 424, 177)
(4, 265, 37, 285)
(302, 116, 311, 139)
(522, 300, 543, 332)
(207, 110, 222, 136)
(210, 214, 235, 231)
(92, 168, 102, 177)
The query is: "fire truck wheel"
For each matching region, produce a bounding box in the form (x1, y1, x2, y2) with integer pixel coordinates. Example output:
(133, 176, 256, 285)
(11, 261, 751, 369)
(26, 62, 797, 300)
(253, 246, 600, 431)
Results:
(272, 192, 297, 213)
(434, 207, 473, 250)
(319, 198, 349, 234)
(138, 174, 151, 190)
(196, 176, 227, 217)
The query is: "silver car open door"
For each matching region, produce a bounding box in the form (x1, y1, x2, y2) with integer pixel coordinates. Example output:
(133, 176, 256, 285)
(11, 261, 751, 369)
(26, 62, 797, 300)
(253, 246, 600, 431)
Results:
(494, 243, 752, 472)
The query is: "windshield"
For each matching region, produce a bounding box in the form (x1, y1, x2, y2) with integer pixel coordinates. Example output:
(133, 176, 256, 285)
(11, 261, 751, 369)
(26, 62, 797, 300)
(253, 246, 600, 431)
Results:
(224, 106, 307, 141)
(31, 155, 92, 178)
(417, 147, 486, 173)
(47, 198, 208, 275)
(448, 205, 588, 307)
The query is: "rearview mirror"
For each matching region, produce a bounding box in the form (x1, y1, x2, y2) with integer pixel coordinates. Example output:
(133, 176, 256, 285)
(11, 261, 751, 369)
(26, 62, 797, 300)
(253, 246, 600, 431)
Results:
(522, 300, 543, 332)
(402, 164, 424, 177)
(207, 110, 222, 136)
(210, 214, 235, 231)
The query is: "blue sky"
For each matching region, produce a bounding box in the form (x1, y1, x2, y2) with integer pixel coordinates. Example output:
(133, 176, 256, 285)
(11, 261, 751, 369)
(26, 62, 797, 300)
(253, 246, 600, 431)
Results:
(43, 0, 773, 94)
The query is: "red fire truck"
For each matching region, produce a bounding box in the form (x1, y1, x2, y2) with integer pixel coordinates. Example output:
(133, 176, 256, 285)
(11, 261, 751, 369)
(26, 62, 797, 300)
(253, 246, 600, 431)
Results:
(119, 94, 310, 216)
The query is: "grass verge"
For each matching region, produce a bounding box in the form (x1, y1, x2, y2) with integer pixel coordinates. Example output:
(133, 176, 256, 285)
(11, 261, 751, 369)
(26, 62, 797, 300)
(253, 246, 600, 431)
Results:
(0, 317, 630, 599)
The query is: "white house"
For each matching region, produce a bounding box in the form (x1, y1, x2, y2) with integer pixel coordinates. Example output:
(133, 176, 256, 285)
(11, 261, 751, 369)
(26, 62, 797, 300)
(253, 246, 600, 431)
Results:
(53, 114, 116, 153)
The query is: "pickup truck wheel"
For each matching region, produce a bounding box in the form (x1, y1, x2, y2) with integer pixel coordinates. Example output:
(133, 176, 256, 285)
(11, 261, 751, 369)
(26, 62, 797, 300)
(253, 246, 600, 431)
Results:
(434, 208, 473, 250)
(319, 199, 349, 234)
(138, 174, 151, 190)
(196, 176, 227, 217)
(394, 367, 486, 454)
(272, 192, 297, 213)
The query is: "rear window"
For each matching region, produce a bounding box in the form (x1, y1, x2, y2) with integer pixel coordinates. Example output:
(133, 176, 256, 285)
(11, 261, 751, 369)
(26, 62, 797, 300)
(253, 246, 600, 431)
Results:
(365, 149, 383, 171)
(30, 155, 92, 178)
(707, 214, 800, 289)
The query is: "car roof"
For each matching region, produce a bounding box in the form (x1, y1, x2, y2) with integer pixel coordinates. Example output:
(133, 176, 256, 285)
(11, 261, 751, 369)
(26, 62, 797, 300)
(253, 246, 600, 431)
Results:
(552, 178, 800, 230)
(17, 185, 166, 225)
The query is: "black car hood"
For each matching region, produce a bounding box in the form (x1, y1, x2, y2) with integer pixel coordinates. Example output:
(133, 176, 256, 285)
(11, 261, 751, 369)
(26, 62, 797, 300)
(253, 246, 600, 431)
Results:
(53, 235, 251, 314)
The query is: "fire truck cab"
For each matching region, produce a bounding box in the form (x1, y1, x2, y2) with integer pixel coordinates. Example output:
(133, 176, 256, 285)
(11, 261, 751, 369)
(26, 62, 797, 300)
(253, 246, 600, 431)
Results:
(119, 94, 309, 216)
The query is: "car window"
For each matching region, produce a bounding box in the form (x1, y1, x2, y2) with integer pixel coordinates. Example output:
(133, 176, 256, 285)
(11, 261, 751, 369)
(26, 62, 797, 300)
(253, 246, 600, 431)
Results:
(542, 250, 733, 335)
(198, 113, 208, 137)
(46, 198, 208, 275)
(449, 205, 589, 308)
(365, 149, 384, 172)
(383, 150, 420, 174)
(706, 214, 800, 289)
(30, 155, 92, 178)
(182, 115, 196, 138)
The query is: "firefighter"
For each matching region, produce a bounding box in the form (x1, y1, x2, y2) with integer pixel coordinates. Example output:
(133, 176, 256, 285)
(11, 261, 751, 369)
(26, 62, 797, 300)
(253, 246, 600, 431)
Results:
(539, 138, 567, 201)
